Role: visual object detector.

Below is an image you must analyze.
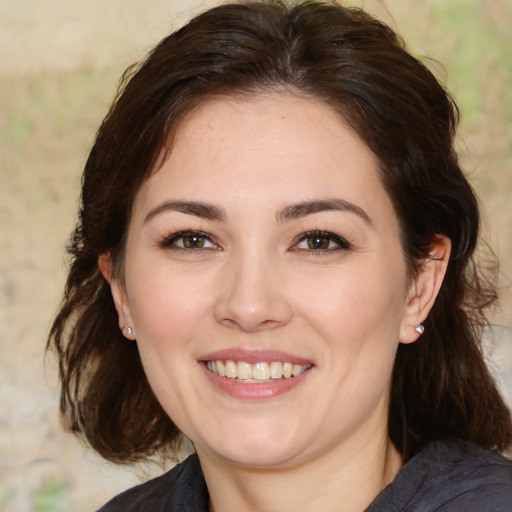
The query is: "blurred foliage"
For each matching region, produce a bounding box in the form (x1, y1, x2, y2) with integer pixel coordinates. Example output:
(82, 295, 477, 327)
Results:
(34, 480, 67, 512)
(387, 0, 511, 132)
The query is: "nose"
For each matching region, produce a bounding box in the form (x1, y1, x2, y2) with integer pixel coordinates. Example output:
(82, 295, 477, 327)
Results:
(214, 252, 293, 332)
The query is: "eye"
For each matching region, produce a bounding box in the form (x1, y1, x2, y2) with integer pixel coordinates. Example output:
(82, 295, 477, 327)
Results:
(293, 230, 351, 253)
(160, 230, 219, 250)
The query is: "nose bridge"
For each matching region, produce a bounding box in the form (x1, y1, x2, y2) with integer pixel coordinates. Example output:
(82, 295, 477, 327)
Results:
(214, 242, 292, 331)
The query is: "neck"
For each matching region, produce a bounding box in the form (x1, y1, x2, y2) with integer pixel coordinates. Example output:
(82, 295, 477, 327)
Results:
(198, 433, 402, 512)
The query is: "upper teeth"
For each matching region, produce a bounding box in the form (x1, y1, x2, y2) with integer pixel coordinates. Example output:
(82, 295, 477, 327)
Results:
(206, 360, 310, 381)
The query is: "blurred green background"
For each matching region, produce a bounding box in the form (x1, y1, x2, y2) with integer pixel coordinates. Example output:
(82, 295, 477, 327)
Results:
(1, 1, 510, 511)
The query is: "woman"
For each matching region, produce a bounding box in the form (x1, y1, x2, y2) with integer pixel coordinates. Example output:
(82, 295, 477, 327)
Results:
(48, 1, 512, 511)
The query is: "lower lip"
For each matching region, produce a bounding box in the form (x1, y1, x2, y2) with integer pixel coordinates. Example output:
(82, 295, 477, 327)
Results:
(201, 363, 312, 400)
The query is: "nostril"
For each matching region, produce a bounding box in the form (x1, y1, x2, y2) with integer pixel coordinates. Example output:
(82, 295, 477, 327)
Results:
(214, 298, 293, 332)
(218, 317, 240, 330)
(218, 315, 279, 333)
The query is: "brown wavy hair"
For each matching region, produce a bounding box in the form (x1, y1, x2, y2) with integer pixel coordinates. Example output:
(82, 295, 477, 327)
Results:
(48, 0, 512, 463)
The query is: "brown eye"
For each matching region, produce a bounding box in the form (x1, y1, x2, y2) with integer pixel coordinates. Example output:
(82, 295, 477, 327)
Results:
(182, 234, 207, 248)
(294, 231, 351, 253)
(307, 235, 331, 250)
(160, 230, 218, 250)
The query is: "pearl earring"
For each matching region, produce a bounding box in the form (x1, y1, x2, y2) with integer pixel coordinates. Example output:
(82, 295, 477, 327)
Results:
(122, 325, 133, 338)
(415, 324, 425, 335)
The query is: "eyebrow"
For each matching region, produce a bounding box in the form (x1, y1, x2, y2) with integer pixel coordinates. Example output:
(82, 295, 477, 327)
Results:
(276, 198, 373, 226)
(144, 198, 372, 226)
(144, 200, 227, 223)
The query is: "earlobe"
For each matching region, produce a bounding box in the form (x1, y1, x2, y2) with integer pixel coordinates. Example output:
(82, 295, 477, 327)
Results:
(98, 253, 136, 339)
(399, 236, 451, 344)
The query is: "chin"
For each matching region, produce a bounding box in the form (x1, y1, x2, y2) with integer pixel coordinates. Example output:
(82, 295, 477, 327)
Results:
(195, 425, 307, 469)
(217, 445, 299, 469)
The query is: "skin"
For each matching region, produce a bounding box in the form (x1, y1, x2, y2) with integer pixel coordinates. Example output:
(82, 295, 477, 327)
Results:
(101, 94, 450, 512)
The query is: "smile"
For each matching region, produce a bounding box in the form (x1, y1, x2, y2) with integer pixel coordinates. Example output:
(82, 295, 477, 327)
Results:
(206, 360, 311, 382)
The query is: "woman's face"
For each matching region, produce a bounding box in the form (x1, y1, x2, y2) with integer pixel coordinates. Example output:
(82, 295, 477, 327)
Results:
(112, 94, 421, 469)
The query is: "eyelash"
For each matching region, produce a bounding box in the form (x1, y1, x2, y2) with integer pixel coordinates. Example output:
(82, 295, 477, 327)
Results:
(159, 229, 351, 254)
(291, 230, 351, 254)
(159, 230, 220, 251)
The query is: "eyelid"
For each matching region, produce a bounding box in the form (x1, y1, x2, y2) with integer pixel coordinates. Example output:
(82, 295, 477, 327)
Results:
(291, 230, 352, 253)
(159, 229, 221, 250)
(158, 229, 351, 253)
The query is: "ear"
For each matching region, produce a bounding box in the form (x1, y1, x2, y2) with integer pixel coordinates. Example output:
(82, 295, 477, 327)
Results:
(98, 253, 136, 340)
(399, 236, 451, 344)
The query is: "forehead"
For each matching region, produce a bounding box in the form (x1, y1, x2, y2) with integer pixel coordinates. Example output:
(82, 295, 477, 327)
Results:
(134, 93, 393, 224)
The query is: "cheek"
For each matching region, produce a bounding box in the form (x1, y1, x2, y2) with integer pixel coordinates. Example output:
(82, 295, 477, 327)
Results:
(124, 261, 214, 348)
(122, 265, 210, 420)
(299, 264, 406, 343)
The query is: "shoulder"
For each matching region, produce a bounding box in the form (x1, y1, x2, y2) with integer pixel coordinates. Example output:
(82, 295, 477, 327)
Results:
(367, 439, 512, 512)
(96, 454, 208, 512)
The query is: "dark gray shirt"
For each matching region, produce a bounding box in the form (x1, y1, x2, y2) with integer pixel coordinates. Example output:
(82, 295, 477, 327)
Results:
(98, 439, 512, 511)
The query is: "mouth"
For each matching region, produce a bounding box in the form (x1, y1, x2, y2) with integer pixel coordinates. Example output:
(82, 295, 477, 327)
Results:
(200, 349, 314, 399)
(205, 360, 312, 382)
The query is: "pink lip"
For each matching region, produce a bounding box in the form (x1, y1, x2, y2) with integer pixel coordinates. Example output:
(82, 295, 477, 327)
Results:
(199, 348, 312, 365)
(201, 363, 312, 400)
